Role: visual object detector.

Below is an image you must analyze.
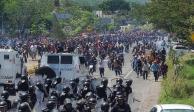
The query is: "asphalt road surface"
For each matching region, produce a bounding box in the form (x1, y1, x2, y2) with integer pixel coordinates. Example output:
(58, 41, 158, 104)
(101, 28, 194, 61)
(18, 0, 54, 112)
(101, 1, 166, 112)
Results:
(91, 48, 161, 112)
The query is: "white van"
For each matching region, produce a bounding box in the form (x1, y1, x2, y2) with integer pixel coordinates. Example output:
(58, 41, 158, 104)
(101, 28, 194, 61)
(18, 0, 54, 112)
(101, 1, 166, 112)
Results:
(38, 53, 86, 82)
(0, 49, 24, 84)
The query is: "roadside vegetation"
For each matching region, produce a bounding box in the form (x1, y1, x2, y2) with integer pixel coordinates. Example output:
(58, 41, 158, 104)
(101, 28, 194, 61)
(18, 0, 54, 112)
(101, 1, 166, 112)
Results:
(160, 49, 194, 106)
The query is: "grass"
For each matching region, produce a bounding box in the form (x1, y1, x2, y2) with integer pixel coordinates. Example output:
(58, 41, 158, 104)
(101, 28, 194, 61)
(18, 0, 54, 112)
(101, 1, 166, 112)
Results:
(159, 52, 194, 106)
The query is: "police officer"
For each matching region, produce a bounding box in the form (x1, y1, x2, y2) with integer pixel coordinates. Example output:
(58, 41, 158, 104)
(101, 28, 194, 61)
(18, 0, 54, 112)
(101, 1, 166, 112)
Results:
(59, 87, 74, 105)
(85, 92, 96, 100)
(80, 81, 91, 98)
(35, 82, 47, 111)
(101, 102, 109, 112)
(87, 98, 96, 110)
(116, 78, 123, 86)
(20, 74, 28, 82)
(96, 85, 107, 100)
(42, 100, 57, 112)
(45, 78, 52, 94)
(28, 85, 37, 108)
(0, 100, 8, 112)
(19, 92, 29, 103)
(124, 79, 133, 102)
(17, 79, 29, 92)
(1, 90, 11, 109)
(53, 76, 63, 92)
(115, 78, 125, 92)
(111, 95, 131, 112)
(60, 99, 76, 112)
(101, 78, 108, 88)
(62, 86, 74, 98)
(70, 80, 77, 95)
(76, 100, 85, 112)
(18, 102, 32, 112)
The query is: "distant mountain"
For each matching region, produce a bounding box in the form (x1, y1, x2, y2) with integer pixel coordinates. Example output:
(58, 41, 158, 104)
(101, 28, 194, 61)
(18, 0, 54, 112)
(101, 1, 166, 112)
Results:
(72, 0, 148, 6)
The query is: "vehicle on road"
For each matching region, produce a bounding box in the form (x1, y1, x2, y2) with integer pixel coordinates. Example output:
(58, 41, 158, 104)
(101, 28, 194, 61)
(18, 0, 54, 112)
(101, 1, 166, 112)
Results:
(0, 49, 25, 85)
(172, 45, 190, 55)
(36, 53, 86, 82)
(150, 104, 194, 112)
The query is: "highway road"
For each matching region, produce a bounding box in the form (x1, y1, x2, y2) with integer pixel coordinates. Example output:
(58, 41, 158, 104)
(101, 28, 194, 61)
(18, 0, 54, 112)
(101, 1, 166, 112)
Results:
(91, 46, 162, 112)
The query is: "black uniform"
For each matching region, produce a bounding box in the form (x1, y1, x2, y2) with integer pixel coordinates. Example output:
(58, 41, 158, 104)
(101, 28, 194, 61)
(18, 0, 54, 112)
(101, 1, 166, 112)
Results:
(111, 103, 131, 112)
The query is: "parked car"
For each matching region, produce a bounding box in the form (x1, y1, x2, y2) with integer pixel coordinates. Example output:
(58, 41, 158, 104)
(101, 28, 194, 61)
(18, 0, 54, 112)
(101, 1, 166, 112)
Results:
(190, 46, 194, 53)
(150, 104, 194, 112)
(172, 45, 190, 55)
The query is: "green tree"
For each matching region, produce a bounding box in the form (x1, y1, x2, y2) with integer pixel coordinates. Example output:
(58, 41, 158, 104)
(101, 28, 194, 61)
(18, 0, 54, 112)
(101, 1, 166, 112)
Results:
(0, 0, 5, 13)
(3, 0, 54, 37)
(53, 2, 98, 37)
(130, 3, 147, 25)
(146, 0, 194, 41)
(99, 0, 131, 13)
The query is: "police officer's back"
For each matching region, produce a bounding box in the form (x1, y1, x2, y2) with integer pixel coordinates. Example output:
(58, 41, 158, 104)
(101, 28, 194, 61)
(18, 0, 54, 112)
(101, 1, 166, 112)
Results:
(1, 90, 11, 109)
(111, 95, 131, 112)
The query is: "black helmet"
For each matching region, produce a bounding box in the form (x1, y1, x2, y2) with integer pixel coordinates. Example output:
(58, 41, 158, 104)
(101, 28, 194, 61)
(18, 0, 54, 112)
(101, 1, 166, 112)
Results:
(76, 100, 85, 107)
(64, 98, 71, 104)
(116, 91, 122, 96)
(21, 79, 27, 84)
(49, 95, 57, 101)
(1, 90, 9, 100)
(0, 100, 7, 112)
(19, 92, 28, 102)
(56, 76, 62, 83)
(116, 95, 124, 100)
(12, 99, 19, 109)
(36, 82, 42, 88)
(45, 78, 52, 85)
(18, 102, 31, 112)
(101, 102, 109, 111)
(46, 101, 56, 110)
(21, 75, 28, 80)
(63, 86, 70, 93)
(88, 98, 96, 104)
(85, 92, 95, 99)
(99, 84, 104, 88)
(84, 79, 90, 83)
(83, 81, 90, 87)
(60, 92, 66, 99)
(73, 78, 79, 84)
(29, 85, 35, 93)
(114, 84, 122, 91)
(76, 100, 85, 110)
(0, 100, 7, 106)
(126, 79, 133, 86)
(41, 108, 49, 112)
(101, 78, 108, 86)
(88, 98, 96, 109)
(70, 79, 74, 82)
(70, 81, 76, 87)
(116, 78, 123, 85)
(50, 91, 58, 98)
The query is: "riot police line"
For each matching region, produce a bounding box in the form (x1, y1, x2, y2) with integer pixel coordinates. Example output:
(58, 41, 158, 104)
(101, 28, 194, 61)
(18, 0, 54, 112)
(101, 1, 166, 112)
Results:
(0, 74, 133, 112)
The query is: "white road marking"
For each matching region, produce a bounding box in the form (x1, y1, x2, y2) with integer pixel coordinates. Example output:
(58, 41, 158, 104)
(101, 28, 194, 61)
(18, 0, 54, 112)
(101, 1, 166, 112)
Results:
(124, 70, 133, 79)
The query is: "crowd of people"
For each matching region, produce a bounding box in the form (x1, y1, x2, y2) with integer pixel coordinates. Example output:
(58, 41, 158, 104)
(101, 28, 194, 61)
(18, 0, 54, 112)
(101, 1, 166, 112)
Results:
(0, 29, 168, 112)
(131, 38, 168, 81)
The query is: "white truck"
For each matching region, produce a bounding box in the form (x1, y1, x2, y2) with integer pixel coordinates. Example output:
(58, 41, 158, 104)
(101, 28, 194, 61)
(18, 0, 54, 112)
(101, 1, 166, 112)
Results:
(0, 49, 25, 85)
(37, 53, 86, 82)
